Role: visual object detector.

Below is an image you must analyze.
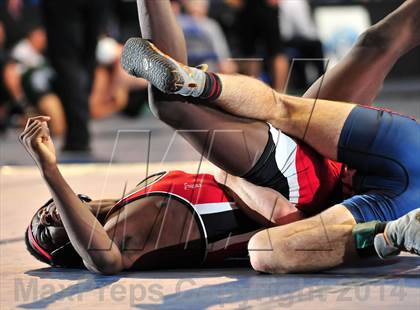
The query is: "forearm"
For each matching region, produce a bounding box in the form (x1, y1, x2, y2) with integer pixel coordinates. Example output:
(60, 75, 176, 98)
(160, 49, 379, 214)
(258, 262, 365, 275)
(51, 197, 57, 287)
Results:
(222, 174, 304, 225)
(137, 0, 187, 63)
(42, 165, 123, 273)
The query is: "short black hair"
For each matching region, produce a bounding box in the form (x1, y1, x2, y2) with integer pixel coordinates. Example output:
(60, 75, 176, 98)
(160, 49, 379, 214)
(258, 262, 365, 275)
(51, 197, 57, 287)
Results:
(24, 227, 51, 266)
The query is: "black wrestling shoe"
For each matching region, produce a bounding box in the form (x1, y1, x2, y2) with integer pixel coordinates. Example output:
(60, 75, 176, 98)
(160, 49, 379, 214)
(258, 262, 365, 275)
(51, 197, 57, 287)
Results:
(374, 209, 420, 259)
(121, 38, 206, 97)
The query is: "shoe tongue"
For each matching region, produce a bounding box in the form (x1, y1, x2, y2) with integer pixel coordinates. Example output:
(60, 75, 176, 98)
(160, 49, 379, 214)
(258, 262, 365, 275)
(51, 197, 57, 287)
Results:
(195, 64, 208, 72)
(374, 234, 401, 259)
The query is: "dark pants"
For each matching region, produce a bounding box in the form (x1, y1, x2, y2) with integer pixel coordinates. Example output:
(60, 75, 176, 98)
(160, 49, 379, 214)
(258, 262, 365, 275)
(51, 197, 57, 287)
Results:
(42, 0, 108, 150)
(284, 38, 325, 90)
(234, 0, 283, 58)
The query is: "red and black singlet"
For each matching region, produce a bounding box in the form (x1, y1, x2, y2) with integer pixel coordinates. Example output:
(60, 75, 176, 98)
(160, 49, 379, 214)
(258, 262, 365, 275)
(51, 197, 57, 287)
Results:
(104, 171, 262, 265)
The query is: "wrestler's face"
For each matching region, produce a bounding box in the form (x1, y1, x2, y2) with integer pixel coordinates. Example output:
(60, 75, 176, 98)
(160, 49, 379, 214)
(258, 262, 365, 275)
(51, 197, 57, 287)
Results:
(32, 199, 105, 251)
(31, 202, 69, 252)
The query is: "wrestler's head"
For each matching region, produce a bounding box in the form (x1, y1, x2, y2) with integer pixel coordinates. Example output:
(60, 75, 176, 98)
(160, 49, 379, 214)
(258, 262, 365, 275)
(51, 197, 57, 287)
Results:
(24, 195, 92, 267)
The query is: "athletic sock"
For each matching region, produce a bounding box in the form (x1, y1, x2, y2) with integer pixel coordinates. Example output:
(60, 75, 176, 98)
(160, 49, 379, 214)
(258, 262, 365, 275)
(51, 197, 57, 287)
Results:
(175, 68, 222, 101)
(199, 72, 223, 101)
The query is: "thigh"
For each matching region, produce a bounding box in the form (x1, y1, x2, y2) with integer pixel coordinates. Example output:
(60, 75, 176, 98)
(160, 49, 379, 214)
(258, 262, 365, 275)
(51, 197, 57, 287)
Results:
(339, 107, 420, 222)
(338, 107, 419, 176)
(342, 191, 417, 223)
(150, 88, 270, 176)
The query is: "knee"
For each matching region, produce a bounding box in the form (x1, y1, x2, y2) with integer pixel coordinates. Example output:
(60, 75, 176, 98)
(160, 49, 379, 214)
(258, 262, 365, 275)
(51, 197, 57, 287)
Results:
(356, 26, 392, 50)
(148, 88, 170, 119)
(248, 230, 294, 274)
(148, 88, 185, 125)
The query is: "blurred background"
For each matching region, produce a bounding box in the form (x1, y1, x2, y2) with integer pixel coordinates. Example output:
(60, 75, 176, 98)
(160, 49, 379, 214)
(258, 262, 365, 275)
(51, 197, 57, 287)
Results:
(0, 0, 419, 166)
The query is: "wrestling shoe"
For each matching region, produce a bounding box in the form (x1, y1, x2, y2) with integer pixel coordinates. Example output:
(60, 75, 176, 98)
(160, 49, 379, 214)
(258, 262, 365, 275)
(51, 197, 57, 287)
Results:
(121, 37, 206, 97)
(374, 209, 420, 259)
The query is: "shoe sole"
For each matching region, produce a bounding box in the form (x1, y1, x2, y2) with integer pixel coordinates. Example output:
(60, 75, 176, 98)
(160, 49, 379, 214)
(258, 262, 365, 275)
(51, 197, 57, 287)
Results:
(121, 38, 183, 93)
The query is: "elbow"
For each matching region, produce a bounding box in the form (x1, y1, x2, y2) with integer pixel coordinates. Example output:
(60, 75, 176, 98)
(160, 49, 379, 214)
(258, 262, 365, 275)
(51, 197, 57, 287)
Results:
(84, 256, 123, 275)
(148, 87, 175, 121)
(271, 206, 303, 226)
(98, 256, 123, 275)
(88, 263, 122, 275)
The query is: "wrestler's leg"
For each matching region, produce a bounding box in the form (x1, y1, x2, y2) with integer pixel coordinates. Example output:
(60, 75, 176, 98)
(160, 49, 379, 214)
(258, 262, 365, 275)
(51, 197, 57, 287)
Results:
(137, 0, 269, 176)
(304, 0, 420, 103)
(212, 0, 420, 159)
(214, 0, 420, 113)
(137, 0, 187, 64)
(249, 111, 420, 273)
(248, 204, 358, 273)
(249, 202, 420, 273)
(200, 75, 354, 160)
(125, 0, 419, 160)
(150, 93, 269, 176)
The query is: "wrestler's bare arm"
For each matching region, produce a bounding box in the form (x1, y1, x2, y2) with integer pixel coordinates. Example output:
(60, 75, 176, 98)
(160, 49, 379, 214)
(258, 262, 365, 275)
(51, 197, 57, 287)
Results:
(19, 117, 124, 274)
(42, 167, 124, 274)
(214, 171, 305, 226)
(86, 199, 119, 223)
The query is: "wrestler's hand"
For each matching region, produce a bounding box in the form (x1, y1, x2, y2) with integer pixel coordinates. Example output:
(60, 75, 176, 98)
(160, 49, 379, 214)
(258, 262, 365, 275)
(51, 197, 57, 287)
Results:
(213, 168, 238, 188)
(213, 169, 242, 199)
(19, 116, 57, 169)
